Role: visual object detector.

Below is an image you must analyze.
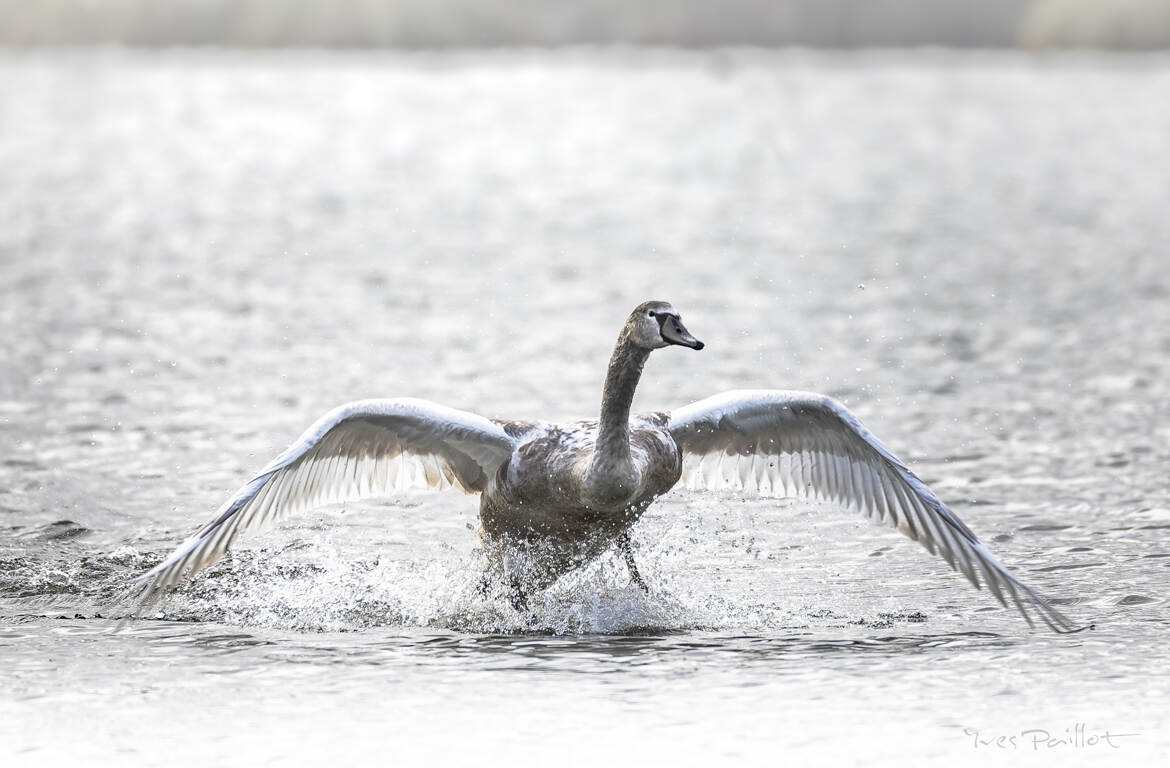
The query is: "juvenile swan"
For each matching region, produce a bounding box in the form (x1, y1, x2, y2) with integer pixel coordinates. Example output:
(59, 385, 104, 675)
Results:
(136, 301, 1081, 632)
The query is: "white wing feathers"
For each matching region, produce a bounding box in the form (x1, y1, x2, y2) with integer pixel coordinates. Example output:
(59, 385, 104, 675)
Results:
(667, 390, 1082, 633)
(135, 398, 517, 600)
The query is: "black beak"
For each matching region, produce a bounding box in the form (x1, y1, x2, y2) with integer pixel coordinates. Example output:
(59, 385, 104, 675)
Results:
(660, 315, 704, 350)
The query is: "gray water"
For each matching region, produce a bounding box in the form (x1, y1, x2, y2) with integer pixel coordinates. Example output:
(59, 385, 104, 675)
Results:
(1, 49, 1168, 765)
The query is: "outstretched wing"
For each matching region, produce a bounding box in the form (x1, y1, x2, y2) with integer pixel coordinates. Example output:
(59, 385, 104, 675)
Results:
(136, 398, 520, 599)
(666, 390, 1083, 633)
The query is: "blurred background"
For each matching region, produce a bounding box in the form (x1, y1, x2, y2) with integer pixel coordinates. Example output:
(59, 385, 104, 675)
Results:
(1, 0, 1169, 49)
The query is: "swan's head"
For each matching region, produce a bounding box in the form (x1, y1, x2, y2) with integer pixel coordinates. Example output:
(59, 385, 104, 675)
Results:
(628, 301, 704, 351)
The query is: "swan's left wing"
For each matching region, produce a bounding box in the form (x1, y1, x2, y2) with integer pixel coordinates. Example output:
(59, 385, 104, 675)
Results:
(667, 390, 1083, 633)
(134, 398, 521, 602)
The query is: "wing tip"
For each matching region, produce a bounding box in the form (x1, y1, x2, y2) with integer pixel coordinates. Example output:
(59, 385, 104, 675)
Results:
(1036, 602, 1092, 634)
(1013, 584, 1090, 635)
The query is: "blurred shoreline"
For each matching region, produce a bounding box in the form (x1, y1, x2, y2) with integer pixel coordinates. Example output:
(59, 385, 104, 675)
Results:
(1, 0, 1168, 50)
(3, 45, 1170, 68)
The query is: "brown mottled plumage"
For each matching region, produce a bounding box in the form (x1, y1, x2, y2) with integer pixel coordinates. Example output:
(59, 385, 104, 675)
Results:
(478, 411, 682, 595)
(477, 300, 700, 597)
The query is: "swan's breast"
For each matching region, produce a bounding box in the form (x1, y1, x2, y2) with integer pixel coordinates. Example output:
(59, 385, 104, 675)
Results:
(500, 421, 594, 498)
(479, 417, 682, 552)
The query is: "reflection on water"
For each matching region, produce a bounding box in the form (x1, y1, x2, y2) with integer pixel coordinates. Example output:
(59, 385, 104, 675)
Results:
(1, 48, 1169, 764)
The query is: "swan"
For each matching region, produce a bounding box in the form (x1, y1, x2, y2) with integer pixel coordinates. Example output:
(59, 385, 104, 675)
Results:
(135, 300, 1082, 632)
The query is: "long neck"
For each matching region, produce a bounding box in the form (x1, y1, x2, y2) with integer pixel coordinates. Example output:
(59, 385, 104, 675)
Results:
(592, 332, 650, 476)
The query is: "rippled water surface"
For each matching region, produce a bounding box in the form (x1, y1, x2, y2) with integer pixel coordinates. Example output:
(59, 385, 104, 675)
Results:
(2, 49, 1169, 765)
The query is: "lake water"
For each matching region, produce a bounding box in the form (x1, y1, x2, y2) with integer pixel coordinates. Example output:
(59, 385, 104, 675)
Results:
(1, 49, 1168, 765)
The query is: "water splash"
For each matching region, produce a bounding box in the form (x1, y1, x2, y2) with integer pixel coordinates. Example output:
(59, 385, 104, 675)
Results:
(138, 543, 724, 635)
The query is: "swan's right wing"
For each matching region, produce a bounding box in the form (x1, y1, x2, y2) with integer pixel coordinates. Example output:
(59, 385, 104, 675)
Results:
(667, 390, 1084, 633)
(136, 398, 522, 600)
